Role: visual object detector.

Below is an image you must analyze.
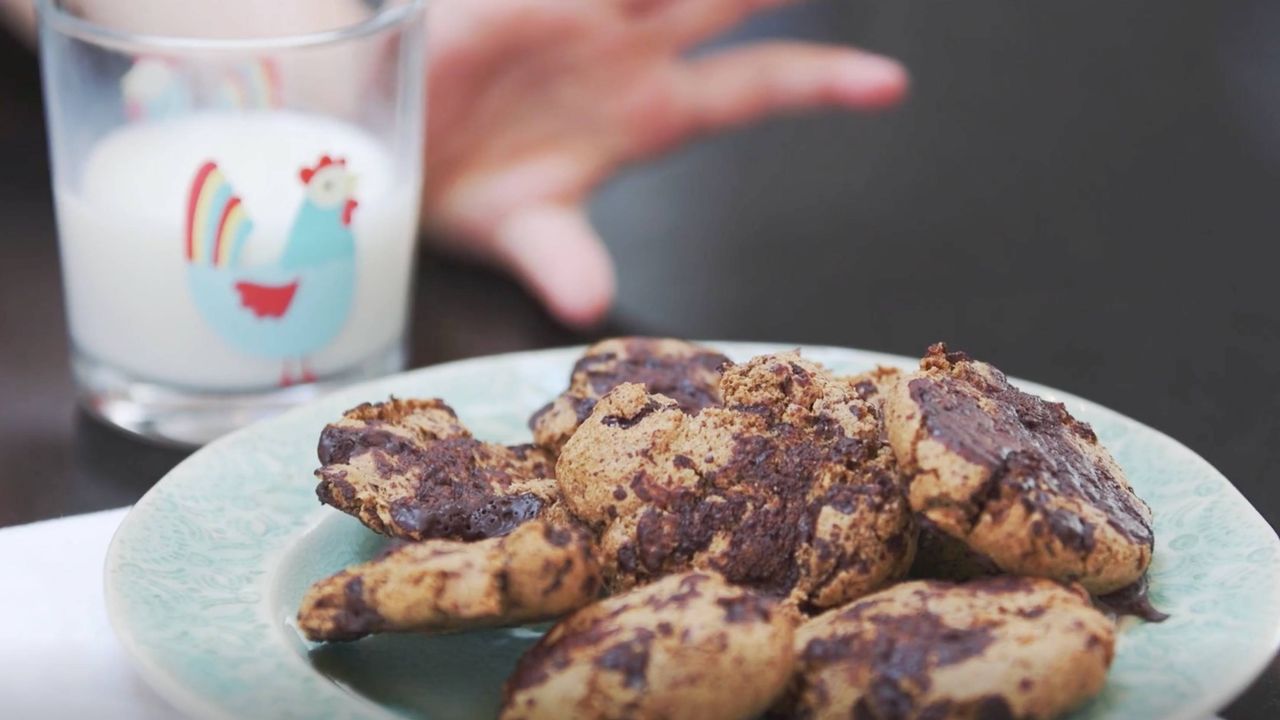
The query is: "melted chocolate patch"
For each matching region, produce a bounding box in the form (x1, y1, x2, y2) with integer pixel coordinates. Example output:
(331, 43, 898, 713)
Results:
(571, 396, 597, 424)
(389, 492, 542, 542)
(863, 676, 914, 718)
(311, 576, 384, 642)
(543, 523, 574, 547)
(809, 601, 998, 718)
(649, 573, 711, 611)
(1043, 506, 1096, 554)
(1096, 574, 1169, 622)
(975, 695, 1018, 720)
(613, 358, 902, 597)
(703, 429, 890, 594)
(318, 426, 416, 466)
(527, 401, 555, 431)
(315, 469, 356, 507)
(716, 594, 774, 623)
(595, 629, 654, 689)
(616, 543, 637, 574)
(581, 572, 601, 598)
(508, 443, 541, 461)
(601, 399, 663, 429)
(317, 419, 553, 541)
(537, 341, 730, 436)
(908, 345, 1152, 551)
(543, 557, 576, 595)
(802, 636, 855, 664)
(586, 340, 728, 413)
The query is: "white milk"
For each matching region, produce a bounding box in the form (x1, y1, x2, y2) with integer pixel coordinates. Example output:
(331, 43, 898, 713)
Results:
(56, 111, 419, 390)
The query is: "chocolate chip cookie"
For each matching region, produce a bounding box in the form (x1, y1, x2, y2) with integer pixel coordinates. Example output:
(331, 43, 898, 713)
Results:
(500, 571, 795, 720)
(529, 337, 730, 454)
(314, 397, 566, 542)
(884, 344, 1153, 594)
(556, 352, 915, 611)
(845, 365, 903, 405)
(779, 576, 1115, 720)
(297, 520, 601, 642)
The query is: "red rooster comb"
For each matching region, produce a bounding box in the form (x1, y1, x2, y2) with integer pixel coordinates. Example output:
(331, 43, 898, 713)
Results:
(299, 155, 347, 184)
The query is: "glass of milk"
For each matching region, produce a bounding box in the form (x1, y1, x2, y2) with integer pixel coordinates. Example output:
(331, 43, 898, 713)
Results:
(39, 0, 426, 445)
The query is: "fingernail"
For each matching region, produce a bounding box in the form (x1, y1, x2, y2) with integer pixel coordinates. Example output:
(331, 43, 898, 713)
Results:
(842, 53, 907, 84)
(836, 53, 909, 105)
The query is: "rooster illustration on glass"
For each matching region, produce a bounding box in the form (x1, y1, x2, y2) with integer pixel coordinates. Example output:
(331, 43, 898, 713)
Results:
(57, 112, 418, 396)
(42, 0, 426, 443)
(185, 155, 359, 386)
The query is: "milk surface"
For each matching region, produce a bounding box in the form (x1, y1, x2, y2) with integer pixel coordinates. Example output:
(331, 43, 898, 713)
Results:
(57, 111, 418, 389)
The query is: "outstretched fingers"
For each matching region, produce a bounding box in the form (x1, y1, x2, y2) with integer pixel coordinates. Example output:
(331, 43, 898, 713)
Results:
(675, 42, 908, 135)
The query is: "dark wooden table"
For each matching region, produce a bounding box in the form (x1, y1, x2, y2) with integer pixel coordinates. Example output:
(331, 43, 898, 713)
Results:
(2, 5, 1278, 716)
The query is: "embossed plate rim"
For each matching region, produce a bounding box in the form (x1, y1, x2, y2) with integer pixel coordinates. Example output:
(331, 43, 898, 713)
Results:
(105, 342, 1280, 720)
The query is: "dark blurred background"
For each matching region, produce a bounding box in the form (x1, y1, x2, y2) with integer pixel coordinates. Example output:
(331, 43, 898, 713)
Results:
(2, 0, 1277, 716)
(602, 0, 1280, 470)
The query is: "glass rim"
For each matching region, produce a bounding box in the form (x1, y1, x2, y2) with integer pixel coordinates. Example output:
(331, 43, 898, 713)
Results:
(38, 0, 426, 53)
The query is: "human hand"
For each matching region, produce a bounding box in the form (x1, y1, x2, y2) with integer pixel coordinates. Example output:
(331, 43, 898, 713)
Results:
(423, 0, 908, 328)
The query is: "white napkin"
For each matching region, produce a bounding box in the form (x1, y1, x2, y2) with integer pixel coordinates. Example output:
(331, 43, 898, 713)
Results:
(0, 508, 181, 719)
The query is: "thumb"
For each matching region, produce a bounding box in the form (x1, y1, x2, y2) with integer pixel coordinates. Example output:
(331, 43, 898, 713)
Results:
(491, 204, 616, 329)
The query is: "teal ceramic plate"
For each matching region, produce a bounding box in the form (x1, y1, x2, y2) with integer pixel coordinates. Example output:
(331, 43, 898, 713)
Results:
(106, 343, 1280, 720)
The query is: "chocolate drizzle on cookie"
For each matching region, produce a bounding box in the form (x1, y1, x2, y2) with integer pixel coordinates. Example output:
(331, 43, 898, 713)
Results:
(785, 577, 1113, 720)
(528, 338, 731, 443)
(717, 594, 775, 623)
(503, 572, 790, 720)
(303, 576, 385, 642)
(387, 491, 544, 542)
(601, 399, 664, 429)
(803, 597, 997, 719)
(618, 358, 909, 601)
(595, 630, 654, 689)
(314, 399, 557, 542)
(1095, 574, 1169, 622)
(319, 425, 417, 466)
(908, 343, 1153, 551)
(581, 340, 729, 413)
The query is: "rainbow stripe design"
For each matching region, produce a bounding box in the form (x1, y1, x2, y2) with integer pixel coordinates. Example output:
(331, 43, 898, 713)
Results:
(219, 58, 283, 110)
(186, 162, 254, 268)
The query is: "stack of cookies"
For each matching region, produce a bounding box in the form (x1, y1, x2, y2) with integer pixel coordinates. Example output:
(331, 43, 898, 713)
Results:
(298, 338, 1161, 720)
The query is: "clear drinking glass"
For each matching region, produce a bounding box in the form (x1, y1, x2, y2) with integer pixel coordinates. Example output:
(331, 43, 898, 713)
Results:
(39, 0, 427, 445)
